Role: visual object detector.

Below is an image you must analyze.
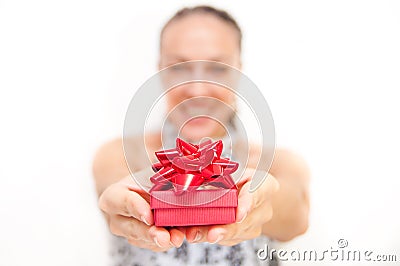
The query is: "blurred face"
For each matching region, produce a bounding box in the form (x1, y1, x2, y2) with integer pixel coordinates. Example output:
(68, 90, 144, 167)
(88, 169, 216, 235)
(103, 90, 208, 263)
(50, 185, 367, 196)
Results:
(159, 13, 241, 141)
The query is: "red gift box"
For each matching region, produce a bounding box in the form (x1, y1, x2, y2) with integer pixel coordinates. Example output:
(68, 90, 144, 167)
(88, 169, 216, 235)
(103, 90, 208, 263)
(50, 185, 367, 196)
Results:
(151, 189, 237, 226)
(149, 138, 239, 227)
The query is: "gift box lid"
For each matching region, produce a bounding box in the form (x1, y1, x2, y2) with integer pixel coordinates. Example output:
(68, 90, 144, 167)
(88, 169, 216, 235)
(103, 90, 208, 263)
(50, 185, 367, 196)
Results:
(150, 189, 238, 209)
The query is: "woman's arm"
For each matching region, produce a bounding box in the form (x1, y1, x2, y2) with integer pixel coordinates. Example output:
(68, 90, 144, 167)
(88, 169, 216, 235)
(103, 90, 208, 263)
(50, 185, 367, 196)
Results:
(183, 147, 310, 245)
(262, 148, 310, 241)
(92, 138, 130, 196)
(92, 137, 185, 251)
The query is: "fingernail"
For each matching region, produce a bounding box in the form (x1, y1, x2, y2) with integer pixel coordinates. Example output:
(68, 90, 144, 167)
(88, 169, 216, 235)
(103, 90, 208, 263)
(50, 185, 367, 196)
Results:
(237, 211, 248, 224)
(141, 215, 150, 226)
(210, 235, 223, 244)
(193, 231, 202, 242)
(154, 237, 162, 248)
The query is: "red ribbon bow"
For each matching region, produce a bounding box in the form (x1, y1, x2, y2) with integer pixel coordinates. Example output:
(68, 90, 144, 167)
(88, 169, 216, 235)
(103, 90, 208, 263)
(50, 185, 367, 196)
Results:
(149, 138, 239, 195)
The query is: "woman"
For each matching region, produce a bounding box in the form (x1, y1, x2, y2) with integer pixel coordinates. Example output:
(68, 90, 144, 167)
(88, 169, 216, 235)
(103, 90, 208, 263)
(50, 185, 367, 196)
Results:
(93, 6, 310, 266)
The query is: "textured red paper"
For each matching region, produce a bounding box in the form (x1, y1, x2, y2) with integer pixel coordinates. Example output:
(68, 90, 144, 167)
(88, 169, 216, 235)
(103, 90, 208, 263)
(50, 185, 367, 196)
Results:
(151, 189, 238, 226)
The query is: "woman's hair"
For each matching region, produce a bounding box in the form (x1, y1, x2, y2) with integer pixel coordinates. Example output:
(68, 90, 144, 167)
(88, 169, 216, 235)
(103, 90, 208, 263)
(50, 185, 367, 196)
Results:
(160, 5, 242, 51)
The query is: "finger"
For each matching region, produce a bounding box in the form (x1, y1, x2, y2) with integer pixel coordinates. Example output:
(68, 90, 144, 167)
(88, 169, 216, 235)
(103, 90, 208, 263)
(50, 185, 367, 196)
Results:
(207, 225, 257, 245)
(250, 173, 279, 210)
(99, 184, 153, 225)
(185, 225, 209, 243)
(109, 215, 151, 241)
(175, 226, 187, 235)
(216, 224, 263, 246)
(218, 236, 252, 246)
(207, 211, 264, 245)
(110, 215, 171, 248)
(236, 173, 279, 223)
(207, 196, 272, 244)
(169, 228, 185, 247)
(236, 181, 253, 223)
(206, 224, 235, 244)
(127, 238, 171, 252)
(235, 169, 263, 223)
(236, 174, 278, 225)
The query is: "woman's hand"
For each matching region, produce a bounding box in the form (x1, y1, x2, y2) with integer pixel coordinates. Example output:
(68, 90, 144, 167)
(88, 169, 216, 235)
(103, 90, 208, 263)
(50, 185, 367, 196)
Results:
(184, 170, 280, 246)
(98, 175, 185, 252)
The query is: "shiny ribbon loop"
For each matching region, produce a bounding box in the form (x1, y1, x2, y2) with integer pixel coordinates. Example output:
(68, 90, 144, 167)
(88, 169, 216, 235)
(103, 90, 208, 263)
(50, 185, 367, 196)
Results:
(150, 138, 238, 195)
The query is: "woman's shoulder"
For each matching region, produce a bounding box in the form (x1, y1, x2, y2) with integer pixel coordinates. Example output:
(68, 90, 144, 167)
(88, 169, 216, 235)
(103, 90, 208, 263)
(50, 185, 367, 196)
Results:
(96, 132, 162, 170)
(236, 140, 306, 174)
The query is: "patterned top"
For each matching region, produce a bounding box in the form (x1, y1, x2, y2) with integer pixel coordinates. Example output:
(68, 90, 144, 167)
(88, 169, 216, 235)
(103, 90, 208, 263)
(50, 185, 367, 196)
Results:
(110, 235, 279, 266)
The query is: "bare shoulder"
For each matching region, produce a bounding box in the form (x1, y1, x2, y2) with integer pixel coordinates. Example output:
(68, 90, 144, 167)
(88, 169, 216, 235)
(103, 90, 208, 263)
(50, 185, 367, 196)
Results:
(270, 148, 310, 180)
(92, 137, 126, 178)
(94, 132, 161, 157)
(246, 143, 310, 180)
(92, 132, 162, 194)
(93, 132, 162, 169)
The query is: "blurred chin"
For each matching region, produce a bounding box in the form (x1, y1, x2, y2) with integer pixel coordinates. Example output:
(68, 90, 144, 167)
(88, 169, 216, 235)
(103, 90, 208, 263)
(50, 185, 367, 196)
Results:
(179, 118, 222, 142)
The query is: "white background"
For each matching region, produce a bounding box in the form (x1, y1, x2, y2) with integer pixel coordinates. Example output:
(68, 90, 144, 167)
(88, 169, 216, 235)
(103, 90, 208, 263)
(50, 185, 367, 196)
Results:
(1, 1, 399, 265)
